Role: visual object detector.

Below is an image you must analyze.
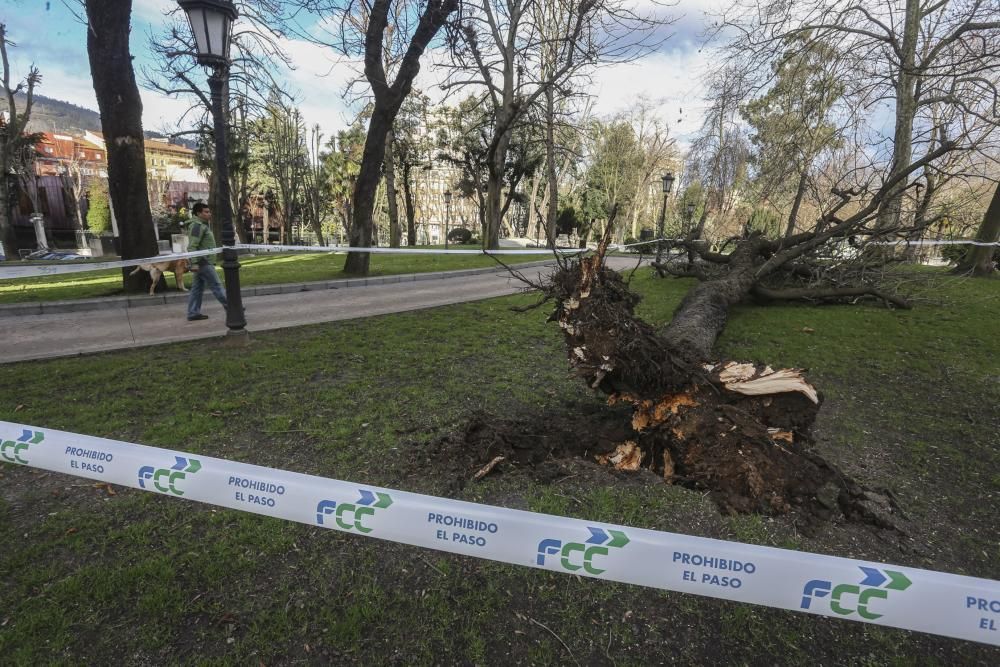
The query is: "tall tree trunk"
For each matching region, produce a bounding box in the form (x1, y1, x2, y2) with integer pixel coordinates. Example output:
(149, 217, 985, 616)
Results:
(905, 176, 936, 262)
(1, 24, 37, 259)
(401, 162, 416, 245)
(84, 0, 157, 292)
(527, 175, 541, 239)
(545, 86, 558, 248)
(785, 172, 808, 238)
(385, 129, 401, 248)
(485, 128, 511, 250)
(0, 173, 13, 258)
(345, 0, 457, 274)
(687, 209, 710, 268)
(346, 106, 393, 273)
(877, 0, 919, 231)
(475, 184, 487, 241)
(955, 182, 1000, 277)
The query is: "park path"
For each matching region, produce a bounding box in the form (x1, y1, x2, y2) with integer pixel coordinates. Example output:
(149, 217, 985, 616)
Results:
(0, 257, 642, 364)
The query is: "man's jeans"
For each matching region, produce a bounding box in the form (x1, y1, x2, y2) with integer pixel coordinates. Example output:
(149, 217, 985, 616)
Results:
(187, 262, 227, 319)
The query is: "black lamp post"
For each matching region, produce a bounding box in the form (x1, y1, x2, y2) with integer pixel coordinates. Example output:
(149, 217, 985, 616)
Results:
(443, 190, 452, 250)
(656, 172, 675, 264)
(178, 0, 247, 341)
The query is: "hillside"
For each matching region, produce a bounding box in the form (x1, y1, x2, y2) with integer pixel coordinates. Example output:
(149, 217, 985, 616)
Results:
(5, 93, 198, 149)
(11, 93, 102, 135)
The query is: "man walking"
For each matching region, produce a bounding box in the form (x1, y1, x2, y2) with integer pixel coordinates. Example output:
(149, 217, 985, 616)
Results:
(186, 202, 227, 321)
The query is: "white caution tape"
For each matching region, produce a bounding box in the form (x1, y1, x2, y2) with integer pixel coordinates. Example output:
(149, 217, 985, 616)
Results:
(0, 248, 222, 280)
(2, 238, 994, 280)
(609, 238, 685, 251)
(872, 240, 1000, 246)
(234, 243, 585, 255)
(1, 420, 997, 646)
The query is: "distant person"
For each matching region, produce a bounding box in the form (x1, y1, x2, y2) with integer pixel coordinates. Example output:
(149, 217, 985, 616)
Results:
(185, 202, 227, 321)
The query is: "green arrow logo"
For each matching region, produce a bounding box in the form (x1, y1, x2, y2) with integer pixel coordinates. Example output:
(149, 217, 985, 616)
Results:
(885, 570, 912, 591)
(608, 530, 629, 548)
(30, 432, 44, 444)
(374, 492, 392, 509)
(186, 459, 201, 474)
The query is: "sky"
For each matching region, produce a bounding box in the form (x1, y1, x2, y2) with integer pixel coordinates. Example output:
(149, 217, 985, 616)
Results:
(1, 0, 723, 146)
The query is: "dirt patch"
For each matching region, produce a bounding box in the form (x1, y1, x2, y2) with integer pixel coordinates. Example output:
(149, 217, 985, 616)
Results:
(414, 397, 904, 534)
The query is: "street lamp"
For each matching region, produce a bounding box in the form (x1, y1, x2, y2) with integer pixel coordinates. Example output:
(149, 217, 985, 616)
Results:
(178, 0, 247, 341)
(443, 190, 452, 250)
(656, 172, 675, 264)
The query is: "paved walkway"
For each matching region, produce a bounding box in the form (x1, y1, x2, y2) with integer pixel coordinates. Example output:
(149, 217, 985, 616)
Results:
(0, 257, 643, 364)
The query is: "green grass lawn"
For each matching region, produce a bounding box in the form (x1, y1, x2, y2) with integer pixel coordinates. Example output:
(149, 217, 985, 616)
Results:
(0, 268, 998, 664)
(0, 249, 547, 305)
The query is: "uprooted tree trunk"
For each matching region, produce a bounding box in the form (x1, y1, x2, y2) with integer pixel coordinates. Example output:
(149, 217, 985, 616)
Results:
(538, 225, 903, 526)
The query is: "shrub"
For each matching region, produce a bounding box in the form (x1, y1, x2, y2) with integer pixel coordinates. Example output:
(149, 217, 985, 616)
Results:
(86, 182, 112, 234)
(447, 227, 472, 244)
(939, 243, 966, 265)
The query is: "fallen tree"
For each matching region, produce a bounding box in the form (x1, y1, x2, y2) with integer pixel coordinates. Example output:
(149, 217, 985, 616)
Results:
(520, 225, 901, 528)
(497, 151, 954, 525)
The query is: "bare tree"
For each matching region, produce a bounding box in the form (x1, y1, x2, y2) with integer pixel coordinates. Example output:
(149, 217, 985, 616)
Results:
(302, 124, 330, 246)
(143, 1, 293, 122)
(446, 0, 669, 249)
(0, 23, 41, 258)
(62, 155, 88, 231)
(292, 0, 459, 273)
(142, 2, 293, 243)
(682, 65, 751, 264)
(715, 0, 1000, 232)
(255, 100, 307, 244)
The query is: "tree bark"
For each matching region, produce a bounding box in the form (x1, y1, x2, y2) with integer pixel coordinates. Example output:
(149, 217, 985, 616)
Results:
(0, 175, 12, 258)
(484, 124, 512, 250)
(784, 172, 808, 238)
(84, 0, 158, 291)
(401, 162, 416, 245)
(544, 86, 558, 248)
(385, 129, 401, 248)
(346, 106, 392, 272)
(345, 0, 458, 274)
(955, 182, 1000, 276)
(876, 0, 919, 231)
(1, 23, 38, 259)
(526, 175, 541, 239)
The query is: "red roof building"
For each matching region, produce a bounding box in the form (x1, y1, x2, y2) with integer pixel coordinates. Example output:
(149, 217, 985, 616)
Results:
(33, 132, 107, 178)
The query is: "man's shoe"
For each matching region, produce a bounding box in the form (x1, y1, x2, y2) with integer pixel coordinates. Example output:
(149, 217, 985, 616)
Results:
(188, 314, 209, 321)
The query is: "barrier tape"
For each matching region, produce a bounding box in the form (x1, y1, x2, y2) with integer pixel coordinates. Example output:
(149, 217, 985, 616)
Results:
(1, 420, 997, 646)
(872, 240, 1000, 246)
(0, 245, 583, 279)
(0, 248, 222, 280)
(2, 238, 995, 280)
(233, 243, 585, 255)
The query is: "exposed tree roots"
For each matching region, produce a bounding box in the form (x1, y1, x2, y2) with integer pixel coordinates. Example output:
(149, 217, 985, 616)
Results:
(490, 228, 907, 529)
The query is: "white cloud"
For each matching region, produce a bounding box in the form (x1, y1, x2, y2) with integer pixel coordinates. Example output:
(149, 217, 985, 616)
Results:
(588, 47, 712, 143)
(272, 37, 363, 139)
(133, 0, 175, 23)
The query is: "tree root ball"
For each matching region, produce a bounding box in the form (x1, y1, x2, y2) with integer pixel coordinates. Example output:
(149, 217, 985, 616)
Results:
(491, 233, 906, 529)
